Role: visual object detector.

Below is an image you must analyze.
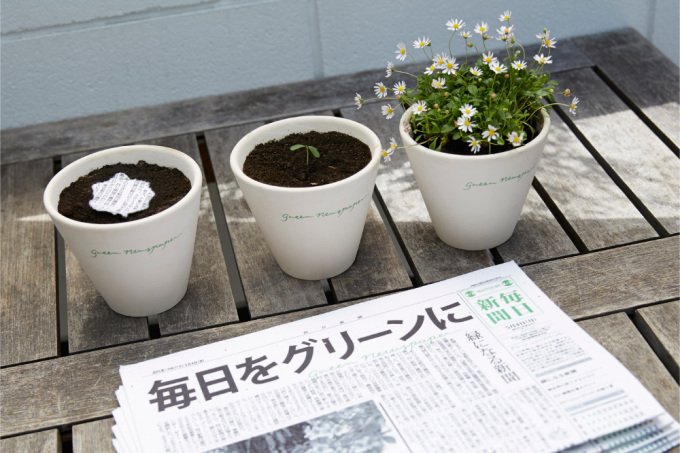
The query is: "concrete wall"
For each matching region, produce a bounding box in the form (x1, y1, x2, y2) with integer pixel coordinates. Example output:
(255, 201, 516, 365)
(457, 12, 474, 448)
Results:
(2, 0, 678, 130)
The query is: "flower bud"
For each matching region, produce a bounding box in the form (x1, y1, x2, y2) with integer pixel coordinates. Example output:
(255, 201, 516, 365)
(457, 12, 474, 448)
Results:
(491, 92, 497, 99)
(504, 74, 510, 79)
(562, 88, 572, 97)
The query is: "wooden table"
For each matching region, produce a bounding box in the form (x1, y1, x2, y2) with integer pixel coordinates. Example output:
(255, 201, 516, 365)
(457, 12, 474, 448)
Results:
(1, 28, 678, 452)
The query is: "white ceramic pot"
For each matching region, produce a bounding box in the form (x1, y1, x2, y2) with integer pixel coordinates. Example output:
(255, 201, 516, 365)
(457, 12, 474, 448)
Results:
(230, 116, 382, 280)
(400, 108, 550, 250)
(44, 145, 202, 317)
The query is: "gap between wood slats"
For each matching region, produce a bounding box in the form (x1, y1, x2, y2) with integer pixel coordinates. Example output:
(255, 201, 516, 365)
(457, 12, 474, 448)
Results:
(570, 297, 680, 323)
(552, 77, 670, 239)
(52, 157, 70, 356)
(195, 133, 251, 322)
(629, 308, 680, 383)
(593, 66, 679, 158)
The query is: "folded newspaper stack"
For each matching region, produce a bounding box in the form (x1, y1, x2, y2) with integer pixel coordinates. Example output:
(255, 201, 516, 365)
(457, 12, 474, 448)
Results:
(113, 262, 679, 452)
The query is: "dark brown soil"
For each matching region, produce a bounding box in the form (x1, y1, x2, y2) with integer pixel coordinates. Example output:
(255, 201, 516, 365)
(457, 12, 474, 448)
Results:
(243, 131, 372, 188)
(58, 161, 191, 224)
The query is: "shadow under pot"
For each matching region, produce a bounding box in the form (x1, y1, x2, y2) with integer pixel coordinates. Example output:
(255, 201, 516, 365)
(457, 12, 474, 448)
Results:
(43, 145, 202, 317)
(230, 116, 382, 280)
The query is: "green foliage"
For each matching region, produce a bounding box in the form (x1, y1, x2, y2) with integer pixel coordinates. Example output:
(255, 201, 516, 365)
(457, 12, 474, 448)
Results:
(290, 144, 320, 166)
(356, 14, 579, 155)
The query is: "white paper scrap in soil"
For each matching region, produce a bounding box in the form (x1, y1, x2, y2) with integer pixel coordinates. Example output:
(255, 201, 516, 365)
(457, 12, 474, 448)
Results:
(89, 172, 155, 218)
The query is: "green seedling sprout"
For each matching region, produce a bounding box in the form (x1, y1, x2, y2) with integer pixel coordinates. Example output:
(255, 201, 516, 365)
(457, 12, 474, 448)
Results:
(290, 144, 320, 167)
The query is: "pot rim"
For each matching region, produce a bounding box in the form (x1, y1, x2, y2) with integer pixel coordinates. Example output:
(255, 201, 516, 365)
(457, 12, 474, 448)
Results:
(43, 144, 203, 231)
(400, 107, 551, 162)
(230, 115, 382, 194)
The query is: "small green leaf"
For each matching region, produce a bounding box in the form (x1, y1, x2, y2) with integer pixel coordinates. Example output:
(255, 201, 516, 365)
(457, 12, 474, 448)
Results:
(308, 146, 320, 158)
(467, 85, 478, 95)
(290, 144, 304, 151)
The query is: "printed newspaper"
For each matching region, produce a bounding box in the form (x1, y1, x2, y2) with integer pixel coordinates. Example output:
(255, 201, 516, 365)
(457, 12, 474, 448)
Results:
(113, 262, 679, 452)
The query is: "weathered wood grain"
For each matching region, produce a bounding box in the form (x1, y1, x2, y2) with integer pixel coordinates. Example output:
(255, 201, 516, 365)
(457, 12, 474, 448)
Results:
(61, 151, 149, 353)
(534, 111, 657, 250)
(0, 430, 59, 453)
(205, 123, 329, 318)
(573, 28, 679, 147)
(495, 188, 578, 263)
(331, 202, 413, 301)
(143, 134, 239, 334)
(524, 236, 679, 320)
(553, 68, 680, 234)
(635, 301, 680, 382)
(1, 159, 58, 366)
(579, 313, 679, 420)
(0, 298, 363, 437)
(0, 35, 590, 165)
(72, 418, 115, 453)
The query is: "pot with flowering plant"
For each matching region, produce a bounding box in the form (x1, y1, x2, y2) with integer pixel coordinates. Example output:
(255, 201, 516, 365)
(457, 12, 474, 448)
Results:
(354, 11, 580, 250)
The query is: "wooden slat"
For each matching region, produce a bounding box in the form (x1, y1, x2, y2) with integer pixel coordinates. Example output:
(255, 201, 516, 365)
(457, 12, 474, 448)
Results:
(331, 203, 412, 301)
(635, 301, 680, 381)
(534, 111, 657, 250)
(0, 299, 364, 437)
(496, 188, 578, 263)
(0, 430, 59, 453)
(554, 68, 680, 234)
(144, 134, 239, 334)
(524, 236, 680, 319)
(205, 123, 328, 318)
(1, 159, 58, 366)
(573, 28, 679, 147)
(579, 313, 679, 420)
(61, 152, 149, 352)
(0, 36, 591, 165)
(72, 418, 115, 453)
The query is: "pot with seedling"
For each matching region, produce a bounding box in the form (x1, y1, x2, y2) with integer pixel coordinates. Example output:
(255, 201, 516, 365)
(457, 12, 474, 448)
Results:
(354, 11, 580, 250)
(230, 116, 382, 280)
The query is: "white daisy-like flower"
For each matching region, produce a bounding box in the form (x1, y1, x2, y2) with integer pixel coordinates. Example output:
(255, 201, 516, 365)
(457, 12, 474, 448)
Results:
(374, 82, 388, 98)
(459, 104, 477, 117)
(395, 42, 407, 61)
(511, 60, 527, 70)
(381, 104, 396, 120)
(433, 52, 449, 68)
(467, 136, 482, 153)
(431, 77, 446, 89)
(460, 31, 472, 39)
(469, 66, 483, 76)
(533, 53, 553, 65)
(481, 51, 497, 66)
(474, 22, 489, 35)
(441, 57, 459, 75)
(393, 80, 406, 96)
(446, 18, 465, 31)
(569, 97, 580, 115)
(497, 25, 514, 41)
(542, 36, 557, 49)
(385, 62, 394, 78)
(507, 131, 525, 147)
(489, 61, 507, 74)
(482, 124, 499, 141)
(381, 148, 394, 162)
(354, 93, 364, 110)
(456, 116, 476, 133)
(424, 64, 437, 75)
(389, 137, 398, 150)
(413, 36, 431, 49)
(412, 100, 428, 115)
(536, 28, 550, 40)
(499, 10, 512, 22)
